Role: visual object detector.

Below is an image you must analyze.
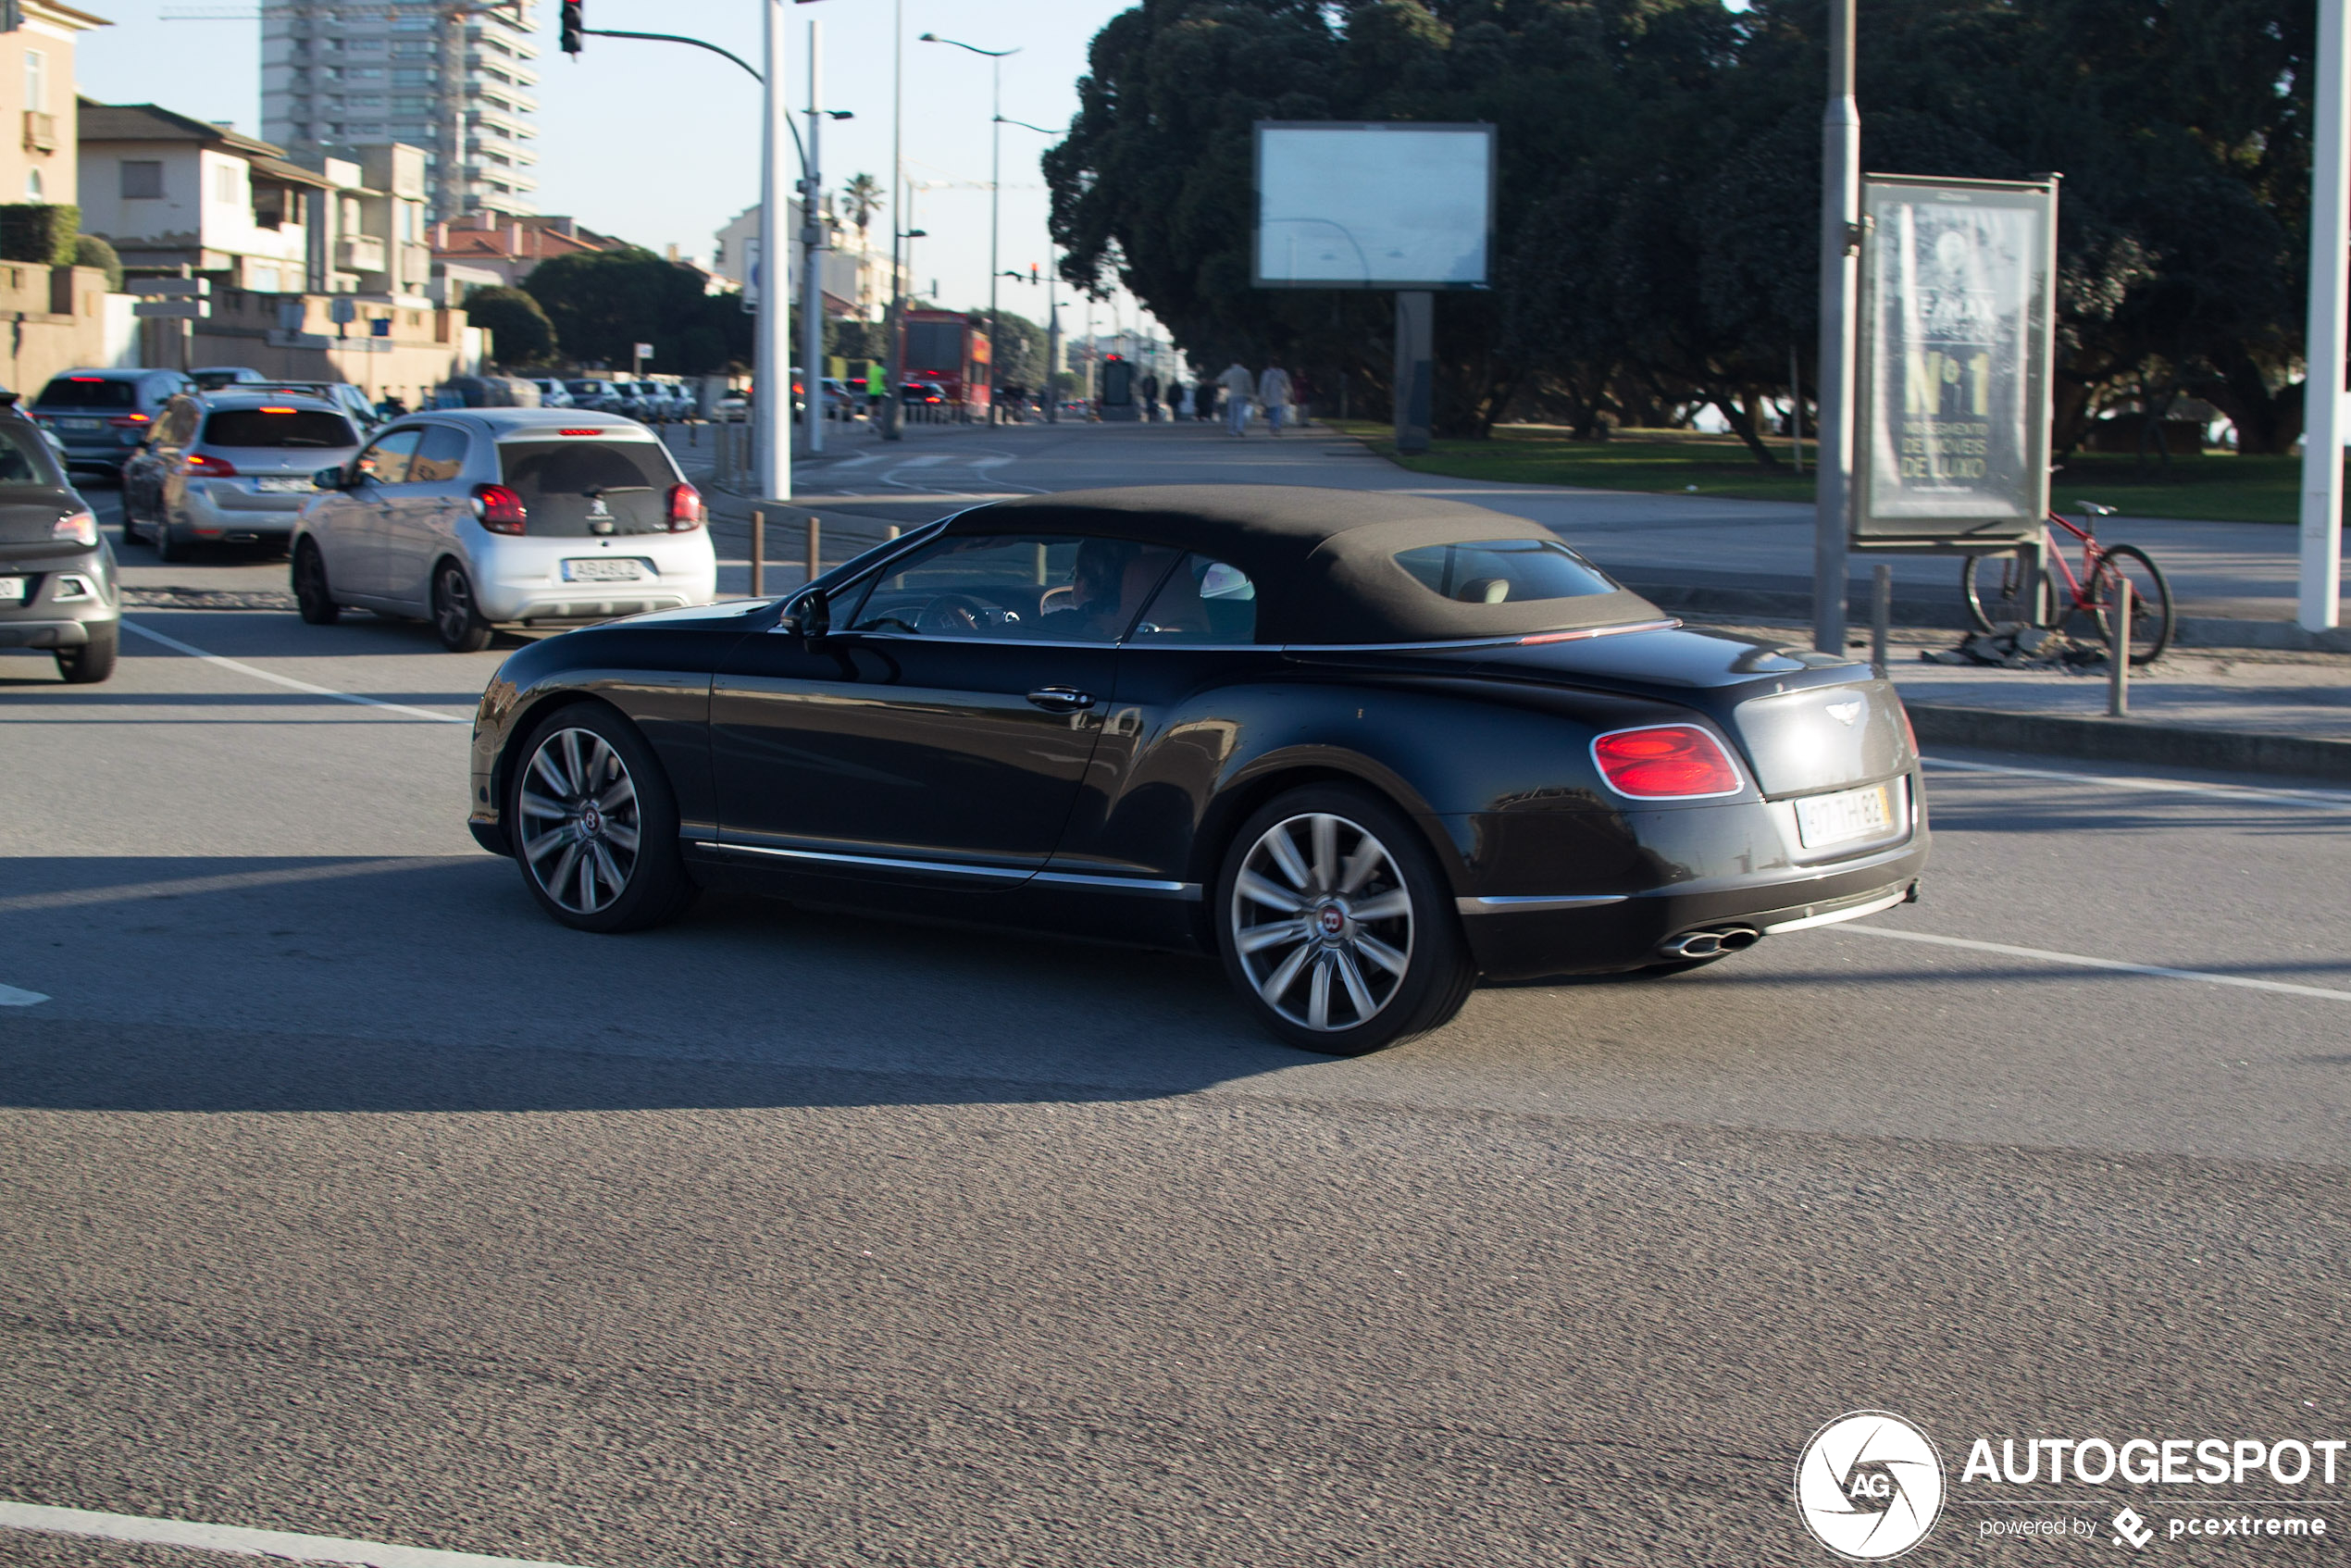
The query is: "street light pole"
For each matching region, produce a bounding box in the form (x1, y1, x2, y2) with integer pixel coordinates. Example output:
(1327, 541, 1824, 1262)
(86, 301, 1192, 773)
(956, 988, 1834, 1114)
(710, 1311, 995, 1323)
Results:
(801, 18, 827, 456)
(1812, 0, 1860, 654)
(921, 35, 1018, 426)
(881, 0, 905, 442)
(755, 0, 790, 499)
(2299, 0, 2347, 631)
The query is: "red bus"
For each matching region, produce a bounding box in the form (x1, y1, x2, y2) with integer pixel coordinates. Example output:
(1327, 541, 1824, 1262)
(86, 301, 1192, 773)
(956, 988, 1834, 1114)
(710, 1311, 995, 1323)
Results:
(902, 309, 991, 414)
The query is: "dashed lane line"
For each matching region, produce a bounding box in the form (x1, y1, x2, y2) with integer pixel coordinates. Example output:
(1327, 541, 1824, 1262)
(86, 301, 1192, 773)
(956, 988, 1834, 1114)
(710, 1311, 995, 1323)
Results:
(1836, 924, 2351, 1004)
(121, 619, 470, 725)
(0, 1500, 601, 1568)
(1921, 754, 2351, 812)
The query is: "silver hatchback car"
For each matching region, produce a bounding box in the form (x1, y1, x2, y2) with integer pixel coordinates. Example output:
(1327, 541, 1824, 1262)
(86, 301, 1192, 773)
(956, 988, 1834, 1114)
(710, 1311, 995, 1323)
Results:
(122, 391, 367, 561)
(289, 408, 717, 650)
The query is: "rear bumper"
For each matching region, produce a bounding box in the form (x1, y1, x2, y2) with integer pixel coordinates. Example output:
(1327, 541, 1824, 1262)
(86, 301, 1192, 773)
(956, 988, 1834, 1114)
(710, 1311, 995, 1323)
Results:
(1458, 836, 1929, 979)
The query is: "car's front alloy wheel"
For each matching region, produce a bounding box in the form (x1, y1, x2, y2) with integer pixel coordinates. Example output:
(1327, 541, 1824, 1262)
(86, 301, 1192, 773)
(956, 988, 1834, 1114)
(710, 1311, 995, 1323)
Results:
(1216, 786, 1474, 1054)
(509, 707, 696, 933)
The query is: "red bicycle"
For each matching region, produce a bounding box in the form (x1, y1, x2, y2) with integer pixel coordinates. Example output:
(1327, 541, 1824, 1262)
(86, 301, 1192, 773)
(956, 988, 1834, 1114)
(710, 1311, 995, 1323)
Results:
(1959, 502, 2175, 664)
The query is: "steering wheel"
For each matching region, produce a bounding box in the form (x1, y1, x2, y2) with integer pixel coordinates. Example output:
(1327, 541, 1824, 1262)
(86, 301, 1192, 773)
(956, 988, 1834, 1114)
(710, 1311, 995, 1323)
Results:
(915, 592, 994, 635)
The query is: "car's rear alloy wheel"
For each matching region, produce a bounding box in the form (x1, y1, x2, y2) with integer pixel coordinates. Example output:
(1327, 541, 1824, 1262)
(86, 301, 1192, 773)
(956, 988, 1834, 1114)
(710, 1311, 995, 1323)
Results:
(433, 561, 492, 652)
(510, 707, 696, 933)
(1216, 786, 1474, 1054)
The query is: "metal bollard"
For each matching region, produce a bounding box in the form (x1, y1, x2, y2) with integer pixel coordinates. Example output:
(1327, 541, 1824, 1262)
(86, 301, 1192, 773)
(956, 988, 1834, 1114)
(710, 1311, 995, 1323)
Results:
(886, 524, 900, 541)
(751, 505, 766, 600)
(1871, 563, 1892, 679)
(2108, 576, 2132, 716)
(805, 513, 820, 586)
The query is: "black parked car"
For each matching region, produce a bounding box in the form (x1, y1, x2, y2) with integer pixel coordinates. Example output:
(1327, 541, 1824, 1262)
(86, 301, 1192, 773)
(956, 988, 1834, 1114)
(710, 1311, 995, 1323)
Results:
(0, 392, 116, 683)
(466, 486, 1929, 1053)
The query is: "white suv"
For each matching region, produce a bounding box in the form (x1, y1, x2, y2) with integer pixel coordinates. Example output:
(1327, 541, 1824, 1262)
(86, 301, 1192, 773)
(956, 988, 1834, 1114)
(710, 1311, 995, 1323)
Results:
(288, 409, 717, 651)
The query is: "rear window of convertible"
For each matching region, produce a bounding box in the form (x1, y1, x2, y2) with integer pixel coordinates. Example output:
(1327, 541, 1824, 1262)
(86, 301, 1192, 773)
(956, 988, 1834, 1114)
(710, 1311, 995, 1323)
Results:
(1393, 537, 1619, 604)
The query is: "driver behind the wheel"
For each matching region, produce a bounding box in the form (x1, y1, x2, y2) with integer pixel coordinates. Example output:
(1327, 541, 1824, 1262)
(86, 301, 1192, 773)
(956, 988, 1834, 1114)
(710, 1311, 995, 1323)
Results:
(1044, 539, 1170, 641)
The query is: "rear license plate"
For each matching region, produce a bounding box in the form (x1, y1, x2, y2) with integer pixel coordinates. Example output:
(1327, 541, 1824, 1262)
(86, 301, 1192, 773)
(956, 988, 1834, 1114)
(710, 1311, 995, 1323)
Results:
(563, 558, 646, 582)
(1796, 782, 1897, 850)
(62, 418, 99, 431)
(0, 576, 23, 603)
(254, 476, 312, 493)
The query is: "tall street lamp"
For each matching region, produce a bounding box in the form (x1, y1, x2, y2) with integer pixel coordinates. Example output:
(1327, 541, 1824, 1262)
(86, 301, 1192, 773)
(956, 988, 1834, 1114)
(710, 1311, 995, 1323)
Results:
(920, 32, 1018, 424)
(881, 0, 905, 442)
(996, 115, 1064, 424)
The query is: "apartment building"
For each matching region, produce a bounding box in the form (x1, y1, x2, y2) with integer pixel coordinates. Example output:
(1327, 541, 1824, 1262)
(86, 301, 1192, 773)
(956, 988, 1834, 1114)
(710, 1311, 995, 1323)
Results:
(78, 101, 330, 292)
(0, 0, 106, 207)
(713, 201, 884, 320)
(259, 0, 540, 222)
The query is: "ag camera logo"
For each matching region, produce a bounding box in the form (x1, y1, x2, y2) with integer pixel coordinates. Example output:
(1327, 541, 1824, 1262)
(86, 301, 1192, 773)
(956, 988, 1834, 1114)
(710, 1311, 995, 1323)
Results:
(1795, 1411, 1947, 1560)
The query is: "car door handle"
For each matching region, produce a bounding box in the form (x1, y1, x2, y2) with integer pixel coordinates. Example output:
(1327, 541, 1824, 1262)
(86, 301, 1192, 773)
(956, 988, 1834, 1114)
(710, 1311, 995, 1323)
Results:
(1026, 686, 1096, 713)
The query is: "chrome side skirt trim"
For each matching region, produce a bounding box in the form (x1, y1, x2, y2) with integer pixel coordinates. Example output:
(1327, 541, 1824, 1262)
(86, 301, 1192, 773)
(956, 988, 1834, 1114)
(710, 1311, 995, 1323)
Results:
(690, 840, 1029, 882)
(1033, 869, 1202, 900)
(1455, 893, 1629, 915)
(1760, 888, 1909, 935)
(690, 838, 1200, 899)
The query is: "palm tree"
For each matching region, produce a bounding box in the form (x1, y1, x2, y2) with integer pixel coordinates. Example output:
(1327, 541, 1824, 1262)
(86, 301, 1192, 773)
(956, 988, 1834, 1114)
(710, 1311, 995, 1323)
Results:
(842, 173, 883, 245)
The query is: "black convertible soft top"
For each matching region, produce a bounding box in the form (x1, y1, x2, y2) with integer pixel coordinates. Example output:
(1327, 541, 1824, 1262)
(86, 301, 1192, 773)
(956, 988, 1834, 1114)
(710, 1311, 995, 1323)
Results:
(950, 485, 1664, 645)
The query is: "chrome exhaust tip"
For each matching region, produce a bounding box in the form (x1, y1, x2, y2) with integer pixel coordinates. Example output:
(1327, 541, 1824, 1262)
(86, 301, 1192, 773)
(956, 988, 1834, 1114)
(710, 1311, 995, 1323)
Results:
(1658, 927, 1761, 961)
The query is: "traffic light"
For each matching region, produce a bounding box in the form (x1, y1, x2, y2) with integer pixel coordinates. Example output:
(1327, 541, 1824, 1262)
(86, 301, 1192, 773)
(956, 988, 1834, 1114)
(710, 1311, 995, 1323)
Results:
(1029, 263, 1040, 283)
(559, 0, 584, 56)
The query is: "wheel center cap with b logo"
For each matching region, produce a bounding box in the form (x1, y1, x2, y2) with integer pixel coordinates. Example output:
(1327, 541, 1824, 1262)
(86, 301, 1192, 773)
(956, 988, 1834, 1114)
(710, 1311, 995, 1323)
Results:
(1316, 903, 1347, 939)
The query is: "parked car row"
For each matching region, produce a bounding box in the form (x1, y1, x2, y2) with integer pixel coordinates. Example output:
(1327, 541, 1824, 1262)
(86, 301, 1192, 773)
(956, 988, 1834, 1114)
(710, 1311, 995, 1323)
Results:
(559, 378, 700, 423)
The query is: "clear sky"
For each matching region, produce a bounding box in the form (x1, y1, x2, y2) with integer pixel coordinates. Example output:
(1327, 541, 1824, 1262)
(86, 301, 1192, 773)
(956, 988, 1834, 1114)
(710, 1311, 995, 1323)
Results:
(76, 0, 1163, 340)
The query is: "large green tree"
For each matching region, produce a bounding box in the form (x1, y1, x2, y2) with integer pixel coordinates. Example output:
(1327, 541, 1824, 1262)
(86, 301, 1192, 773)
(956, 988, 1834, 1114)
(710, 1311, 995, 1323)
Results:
(1047, 0, 2320, 452)
(463, 285, 558, 367)
(524, 248, 753, 375)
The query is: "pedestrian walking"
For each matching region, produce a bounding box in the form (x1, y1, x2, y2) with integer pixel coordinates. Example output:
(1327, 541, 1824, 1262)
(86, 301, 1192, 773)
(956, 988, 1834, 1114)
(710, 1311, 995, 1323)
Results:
(1140, 371, 1161, 423)
(1175, 380, 1193, 420)
(1257, 362, 1295, 437)
(1219, 360, 1255, 437)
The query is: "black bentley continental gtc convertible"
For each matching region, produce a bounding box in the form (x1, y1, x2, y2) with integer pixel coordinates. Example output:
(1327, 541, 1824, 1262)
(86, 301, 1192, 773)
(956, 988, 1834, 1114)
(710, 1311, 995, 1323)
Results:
(467, 486, 1928, 1052)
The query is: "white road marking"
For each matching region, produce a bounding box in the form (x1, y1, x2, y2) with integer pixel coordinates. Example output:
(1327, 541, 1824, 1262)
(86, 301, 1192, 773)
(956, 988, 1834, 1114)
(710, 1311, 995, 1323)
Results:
(1836, 924, 2351, 1003)
(0, 857, 466, 915)
(0, 983, 48, 1005)
(0, 1500, 600, 1568)
(121, 620, 469, 725)
(1922, 754, 2351, 812)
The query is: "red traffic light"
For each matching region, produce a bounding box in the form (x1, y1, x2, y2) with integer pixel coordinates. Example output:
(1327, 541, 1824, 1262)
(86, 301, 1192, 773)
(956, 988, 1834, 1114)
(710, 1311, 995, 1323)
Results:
(559, 0, 584, 54)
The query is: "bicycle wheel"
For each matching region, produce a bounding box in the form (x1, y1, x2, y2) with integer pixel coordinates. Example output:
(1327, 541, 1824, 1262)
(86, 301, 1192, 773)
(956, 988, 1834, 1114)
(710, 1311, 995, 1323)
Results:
(2088, 543, 2174, 665)
(1960, 551, 2051, 631)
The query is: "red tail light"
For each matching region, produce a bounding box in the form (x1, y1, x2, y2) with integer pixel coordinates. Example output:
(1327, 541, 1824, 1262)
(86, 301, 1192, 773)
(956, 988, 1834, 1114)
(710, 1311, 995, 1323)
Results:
(471, 482, 528, 535)
(182, 452, 238, 477)
(665, 481, 703, 531)
(1590, 725, 1743, 799)
(108, 413, 153, 429)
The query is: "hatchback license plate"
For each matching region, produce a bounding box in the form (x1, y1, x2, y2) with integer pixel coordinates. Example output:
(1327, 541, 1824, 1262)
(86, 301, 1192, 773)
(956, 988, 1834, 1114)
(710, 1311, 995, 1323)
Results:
(563, 558, 646, 582)
(0, 576, 22, 603)
(62, 418, 99, 431)
(1796, 782, 1897, 850)
(254, 475, 312, 493)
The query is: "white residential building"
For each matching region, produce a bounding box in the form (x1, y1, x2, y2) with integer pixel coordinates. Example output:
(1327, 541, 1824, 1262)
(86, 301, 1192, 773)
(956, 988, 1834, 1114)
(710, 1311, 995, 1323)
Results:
(78, 100, 328, 292)
(713, 201, 886, 319)
(259, 0, 539, 221)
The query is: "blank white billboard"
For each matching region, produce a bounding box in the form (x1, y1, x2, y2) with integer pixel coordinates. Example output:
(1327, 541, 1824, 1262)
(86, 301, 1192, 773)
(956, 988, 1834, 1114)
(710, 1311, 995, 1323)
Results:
(1254, 122, 1494, 290)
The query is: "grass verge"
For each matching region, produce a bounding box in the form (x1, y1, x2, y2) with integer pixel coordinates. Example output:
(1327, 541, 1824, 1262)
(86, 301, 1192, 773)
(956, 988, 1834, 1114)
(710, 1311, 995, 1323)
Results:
(1324, 420, 2337, 525)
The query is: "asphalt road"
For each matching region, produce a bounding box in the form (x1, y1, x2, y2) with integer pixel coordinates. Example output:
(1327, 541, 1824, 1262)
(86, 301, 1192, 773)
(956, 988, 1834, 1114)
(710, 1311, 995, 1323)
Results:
(1, 477, 2348, 1566)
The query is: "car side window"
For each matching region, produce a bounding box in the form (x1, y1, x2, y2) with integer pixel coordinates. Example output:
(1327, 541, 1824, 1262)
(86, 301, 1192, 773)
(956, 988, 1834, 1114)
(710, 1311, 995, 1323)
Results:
(841, 532, 1179, 643)
(352, 428, 423, 486)
(1131, 554, 1258, 645)
(408, 424, 469, 483)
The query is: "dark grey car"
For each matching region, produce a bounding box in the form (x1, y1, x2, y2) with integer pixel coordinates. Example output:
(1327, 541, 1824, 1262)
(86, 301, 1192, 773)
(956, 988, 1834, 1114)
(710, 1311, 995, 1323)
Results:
(0, 394, 117, 682)
(28, 367, 193, 481)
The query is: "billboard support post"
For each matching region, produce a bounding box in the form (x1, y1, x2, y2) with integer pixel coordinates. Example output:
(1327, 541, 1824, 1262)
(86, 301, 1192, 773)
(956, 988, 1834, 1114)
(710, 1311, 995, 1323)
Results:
(1813, 0, 1859, 655)
(1394, 291, 1434, 454)
(2300, 0, 2347, 631)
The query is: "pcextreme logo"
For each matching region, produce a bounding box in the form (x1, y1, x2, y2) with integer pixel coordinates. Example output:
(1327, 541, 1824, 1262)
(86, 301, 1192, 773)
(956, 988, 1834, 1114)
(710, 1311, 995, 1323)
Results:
(1795, 1411, 1948, 1561)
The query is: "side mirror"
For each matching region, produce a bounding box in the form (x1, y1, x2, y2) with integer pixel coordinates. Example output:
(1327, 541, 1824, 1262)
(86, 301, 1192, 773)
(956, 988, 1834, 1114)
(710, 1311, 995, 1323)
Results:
(313, 466, 347, 490)
(785, 585, 830, 639)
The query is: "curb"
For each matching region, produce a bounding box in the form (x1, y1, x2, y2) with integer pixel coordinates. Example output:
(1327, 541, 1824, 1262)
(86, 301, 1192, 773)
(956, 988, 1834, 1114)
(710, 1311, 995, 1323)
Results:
(1907, 703, 2351, 783)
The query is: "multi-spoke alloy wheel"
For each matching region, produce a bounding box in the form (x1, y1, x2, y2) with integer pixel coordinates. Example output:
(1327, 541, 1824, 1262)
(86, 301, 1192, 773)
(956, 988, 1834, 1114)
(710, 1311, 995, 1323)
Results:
(1216, 786, 1474, 1054)
(518, 727, 643, 916)
(1232, 811, 1413, 1033)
